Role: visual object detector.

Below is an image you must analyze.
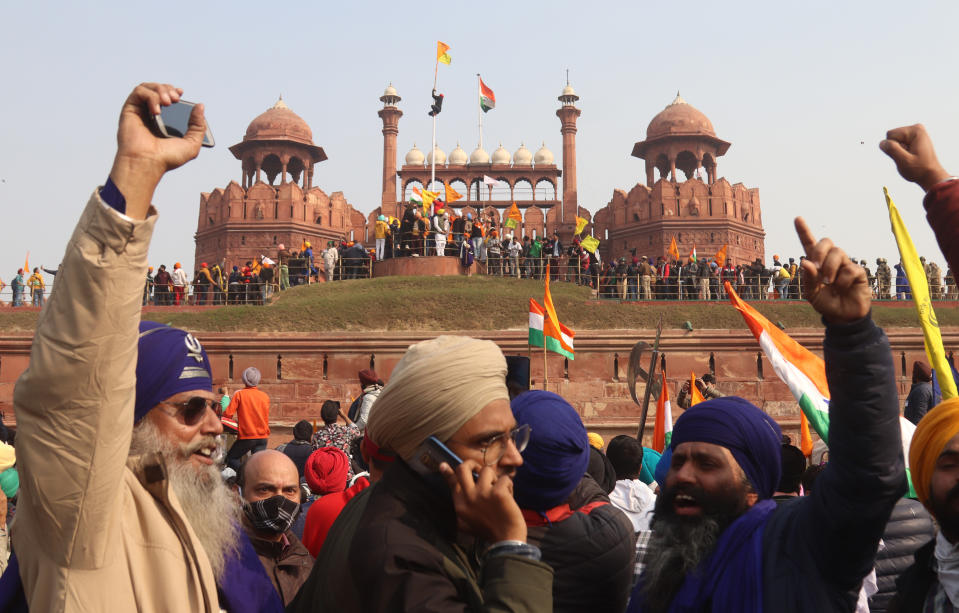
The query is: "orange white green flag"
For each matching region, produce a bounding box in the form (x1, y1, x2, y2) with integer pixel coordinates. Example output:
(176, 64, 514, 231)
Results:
(479, 78, 495, 112)
(725, 280, 918, 495)
(652, 371, 673, 453)
(543, 266, 574, 357)
(528, 298, 575, 360)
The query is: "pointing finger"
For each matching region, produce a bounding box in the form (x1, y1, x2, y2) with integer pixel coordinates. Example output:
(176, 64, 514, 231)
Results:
(794, 217, 818, 258)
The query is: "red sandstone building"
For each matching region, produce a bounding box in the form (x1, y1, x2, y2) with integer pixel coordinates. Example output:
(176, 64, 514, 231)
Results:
(376, 83, 588, 241)
(591, 93, 765, 265)
(194, 99, 367, 270)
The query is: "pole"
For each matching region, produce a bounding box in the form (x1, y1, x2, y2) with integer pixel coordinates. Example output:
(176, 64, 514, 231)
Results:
(431, 113, 436, 192)
(636, 313, 665, 439)
(543, 342, 548, 390)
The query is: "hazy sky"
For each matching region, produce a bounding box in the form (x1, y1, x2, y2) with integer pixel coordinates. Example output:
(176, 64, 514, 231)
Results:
(3, 1, 958, 279)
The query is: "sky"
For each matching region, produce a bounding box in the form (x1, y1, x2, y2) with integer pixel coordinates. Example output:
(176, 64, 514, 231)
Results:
(2, 0, 958, 279)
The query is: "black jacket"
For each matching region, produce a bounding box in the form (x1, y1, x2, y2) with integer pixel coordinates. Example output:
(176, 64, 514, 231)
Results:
(525, 476, 635, 613)
(904, 382, 934, 425)
(761, 315, 906, 611)
(870, 498, 935, 613)
(888, 538, 940, 613)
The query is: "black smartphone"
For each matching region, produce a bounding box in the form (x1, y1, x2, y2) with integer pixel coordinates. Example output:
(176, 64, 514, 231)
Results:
(409, 436, 463, 477)
(154, 100, 215, 148)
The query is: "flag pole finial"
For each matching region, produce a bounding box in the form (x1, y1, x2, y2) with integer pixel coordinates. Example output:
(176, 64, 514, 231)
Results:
(566, 68, 570, 85)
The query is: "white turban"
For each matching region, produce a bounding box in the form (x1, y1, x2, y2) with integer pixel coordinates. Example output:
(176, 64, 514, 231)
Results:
(366, 336, 509, 461)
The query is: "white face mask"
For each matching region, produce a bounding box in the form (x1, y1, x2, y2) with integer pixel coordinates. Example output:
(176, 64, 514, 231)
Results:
(936, 531, 959, 606)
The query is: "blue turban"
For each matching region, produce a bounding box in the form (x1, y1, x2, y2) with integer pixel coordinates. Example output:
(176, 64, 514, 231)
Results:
(511, 391, 590, 512)
(669, 397, 782, 499)
(135, 321, 213, 423)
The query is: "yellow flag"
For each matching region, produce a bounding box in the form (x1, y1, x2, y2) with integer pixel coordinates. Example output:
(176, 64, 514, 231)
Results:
(884, 187, 957, 399)
(437, 41, 451, 65)
(581, 235, 600, 254)
(444, 181, 463, 204)
(715, 244, 728, 265)
(574, 216, 588, 236)
(668, 236, 680, 261)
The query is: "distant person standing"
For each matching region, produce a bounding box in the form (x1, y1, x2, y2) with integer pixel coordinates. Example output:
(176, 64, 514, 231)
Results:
(223, 367, 271, 471)
(27, 268, 45, 307)
(10, 270, 24, 307)
(904, 360, 934, 425)
(171, 262, 188, 305)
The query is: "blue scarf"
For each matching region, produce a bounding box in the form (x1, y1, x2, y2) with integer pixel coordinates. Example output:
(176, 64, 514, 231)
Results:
(628, 499, 776, 613)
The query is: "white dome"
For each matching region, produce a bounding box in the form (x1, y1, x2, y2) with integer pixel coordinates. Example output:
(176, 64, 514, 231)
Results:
(448, 143, 468, 165)
(383, 84, 398, 97)
(470, 145, 490, 164)
(561, 84, 577, 97)
(513, 143, 532, 166)
(427, 145, 446, 166)
(405, 143, 424, 166)
(491, 143, 511, 165)
(533, 142, 554, 165)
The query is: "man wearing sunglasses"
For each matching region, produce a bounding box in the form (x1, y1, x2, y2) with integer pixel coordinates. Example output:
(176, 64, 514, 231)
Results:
(7, 83, 282, 612)
(291, 335, 553, 612)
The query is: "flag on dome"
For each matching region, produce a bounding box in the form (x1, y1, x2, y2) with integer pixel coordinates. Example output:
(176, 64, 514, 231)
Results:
(479, 78, 496, 113)
(437, 41, 451, 65)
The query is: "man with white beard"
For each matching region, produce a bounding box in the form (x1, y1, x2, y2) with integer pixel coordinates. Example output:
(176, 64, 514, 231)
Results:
(6, 83, 283, 613)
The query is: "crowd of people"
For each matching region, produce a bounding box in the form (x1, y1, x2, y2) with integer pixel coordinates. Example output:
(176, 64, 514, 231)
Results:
(6, 82, 959, 613)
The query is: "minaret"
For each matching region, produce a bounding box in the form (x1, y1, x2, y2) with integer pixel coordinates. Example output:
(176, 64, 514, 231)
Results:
(378, 84, 402, 219)
(556, 80, 581, 231)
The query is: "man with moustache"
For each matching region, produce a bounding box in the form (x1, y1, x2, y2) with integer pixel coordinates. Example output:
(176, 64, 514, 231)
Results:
(6, 83, 282, 612)
(628, 218, 905, 612)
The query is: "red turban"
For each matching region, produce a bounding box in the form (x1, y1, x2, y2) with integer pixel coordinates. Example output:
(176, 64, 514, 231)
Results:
(305, 447, 349, 495)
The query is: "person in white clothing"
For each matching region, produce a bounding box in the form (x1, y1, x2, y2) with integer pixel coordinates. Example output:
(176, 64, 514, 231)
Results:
(606, 434, 656, 532)
(432, 208, 449, 257)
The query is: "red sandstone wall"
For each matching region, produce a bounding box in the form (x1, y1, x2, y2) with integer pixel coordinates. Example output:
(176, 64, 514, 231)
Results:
(1, 328, 948, 448)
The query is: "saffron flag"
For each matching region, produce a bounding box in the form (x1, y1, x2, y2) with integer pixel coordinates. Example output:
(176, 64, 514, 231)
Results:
(529, 298, 575, 360)
(689, 245, 697, 263)
(414, 187, 439, 215)
(580, 235, 600, 254)
(652, 371, 673, 453)
(544, 266, 574, 356)
(715, 244, 728, 265)
(437, 41, 451, 65)
(444, 182, 463, 204)
(689, 372, 705, 406)
(505, 202, 522, 229)
(800, 411, 814, 458)
(23, 251, 29, 274)
(668, 237, 680, 261)
(574, 216, 588, 236)
(726, 280, 919, 496)
(884, 187, 957, 399)
(479, 78, 495, 112)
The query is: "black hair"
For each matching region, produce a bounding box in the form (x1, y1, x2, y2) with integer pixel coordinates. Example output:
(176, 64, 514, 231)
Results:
(778, 444, 807, 494)
(293, 420, 313, 441)
(606, 434, 644, 481)
(320, 400, 340, 425)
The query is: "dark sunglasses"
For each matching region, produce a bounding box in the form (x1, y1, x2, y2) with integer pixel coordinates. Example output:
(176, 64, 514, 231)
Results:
(160, 397, 221, 425)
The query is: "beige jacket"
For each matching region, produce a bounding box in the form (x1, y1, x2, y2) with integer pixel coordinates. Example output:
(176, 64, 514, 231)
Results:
(12, 192, 221, 612)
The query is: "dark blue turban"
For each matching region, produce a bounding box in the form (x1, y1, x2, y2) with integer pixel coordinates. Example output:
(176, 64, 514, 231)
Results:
(511, 390, 590, 512)
(669, 396, 782, 499)
(135, 321, 213, 423)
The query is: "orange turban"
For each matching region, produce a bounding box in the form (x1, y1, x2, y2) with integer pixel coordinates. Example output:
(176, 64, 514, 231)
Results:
(910, 397, 959, 509)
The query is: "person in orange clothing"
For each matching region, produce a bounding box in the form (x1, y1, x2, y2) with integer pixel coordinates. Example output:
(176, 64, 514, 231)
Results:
(224, 366, 271, 471)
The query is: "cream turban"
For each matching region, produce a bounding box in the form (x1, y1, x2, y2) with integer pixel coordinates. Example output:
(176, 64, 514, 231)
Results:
(366, 336, 509, 461)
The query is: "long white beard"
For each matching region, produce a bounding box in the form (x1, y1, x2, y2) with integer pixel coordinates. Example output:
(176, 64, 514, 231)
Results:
(130, 420, 240, 579)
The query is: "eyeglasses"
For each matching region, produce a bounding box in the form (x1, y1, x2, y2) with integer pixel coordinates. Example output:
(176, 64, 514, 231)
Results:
(160, 397, 221, 425)
(453, 424, 531, 466)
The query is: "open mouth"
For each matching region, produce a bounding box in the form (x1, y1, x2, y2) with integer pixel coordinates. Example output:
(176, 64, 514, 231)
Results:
(673, 493, 703, 515)
(192, 446, 216, 464)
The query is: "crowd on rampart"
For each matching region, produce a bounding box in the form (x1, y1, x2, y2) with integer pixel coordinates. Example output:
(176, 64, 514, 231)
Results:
(7, 82, 959, 613)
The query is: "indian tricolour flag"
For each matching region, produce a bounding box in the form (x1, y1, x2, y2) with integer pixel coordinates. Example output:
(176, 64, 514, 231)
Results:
(725, 281, 918, 496)
(653, 371, 672, 453)
(529, 298, 574, 359)
(479, 78, 496, 113)
(409, 187, 423, 205)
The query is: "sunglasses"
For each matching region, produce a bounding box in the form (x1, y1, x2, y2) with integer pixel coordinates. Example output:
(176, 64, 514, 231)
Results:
(160, 397, 222, 425)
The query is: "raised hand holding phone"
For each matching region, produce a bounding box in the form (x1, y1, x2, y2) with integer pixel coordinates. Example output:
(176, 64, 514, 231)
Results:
(439, 457, 527, 544)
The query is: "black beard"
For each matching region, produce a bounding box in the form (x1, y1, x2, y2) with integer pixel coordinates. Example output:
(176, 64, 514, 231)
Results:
(929, 480, 959, 541)
(639, 483, 749, 613)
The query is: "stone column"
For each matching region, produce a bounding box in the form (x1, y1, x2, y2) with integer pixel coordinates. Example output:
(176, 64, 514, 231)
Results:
(646, 159, 655, 187)
(379, 106, 403, 219)
(669, 158, 677, 182)
(556, 104, 581, 230)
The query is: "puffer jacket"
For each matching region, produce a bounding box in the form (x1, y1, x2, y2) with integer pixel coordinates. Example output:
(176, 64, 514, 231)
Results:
(869, 497, 935, 613)
(525, 475, 636, 613)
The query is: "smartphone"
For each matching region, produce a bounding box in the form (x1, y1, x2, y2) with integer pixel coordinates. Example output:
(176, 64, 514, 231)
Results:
(409, 436, 463, 477)
(154, 100, 215, 148)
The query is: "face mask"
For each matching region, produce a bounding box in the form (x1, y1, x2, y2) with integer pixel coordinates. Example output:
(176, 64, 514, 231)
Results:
(242, 494, 300, 535)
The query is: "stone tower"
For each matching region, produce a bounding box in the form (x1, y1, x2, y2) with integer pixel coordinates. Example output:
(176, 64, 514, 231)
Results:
(378, 84, 402, 220)
(556, 82, 581, 235)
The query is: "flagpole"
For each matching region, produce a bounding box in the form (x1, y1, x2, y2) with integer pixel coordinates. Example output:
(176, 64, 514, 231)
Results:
(543, 341, 548, 390)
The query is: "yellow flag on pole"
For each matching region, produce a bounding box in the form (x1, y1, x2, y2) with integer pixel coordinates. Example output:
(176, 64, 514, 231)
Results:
(715, 244, 728, 265)
(574, 216, 588, 236)
(668, 236, 680, 261)
(581, 236, 600, 254)
(436, 41, 451, 65)
(884, 187, 957, 399)
(505, 202, 522, 229)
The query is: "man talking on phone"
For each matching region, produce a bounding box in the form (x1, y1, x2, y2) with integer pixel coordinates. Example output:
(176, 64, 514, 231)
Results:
(6, 84, 282, 612)
(290, 335, 554, 612)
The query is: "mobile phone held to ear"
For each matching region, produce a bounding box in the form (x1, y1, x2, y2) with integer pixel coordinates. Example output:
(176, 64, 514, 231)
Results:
(153, 100, 215, 148)
(409, 436, 478, 481)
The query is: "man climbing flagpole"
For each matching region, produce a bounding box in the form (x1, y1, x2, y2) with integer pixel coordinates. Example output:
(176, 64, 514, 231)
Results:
(429, 41, 451, 193)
